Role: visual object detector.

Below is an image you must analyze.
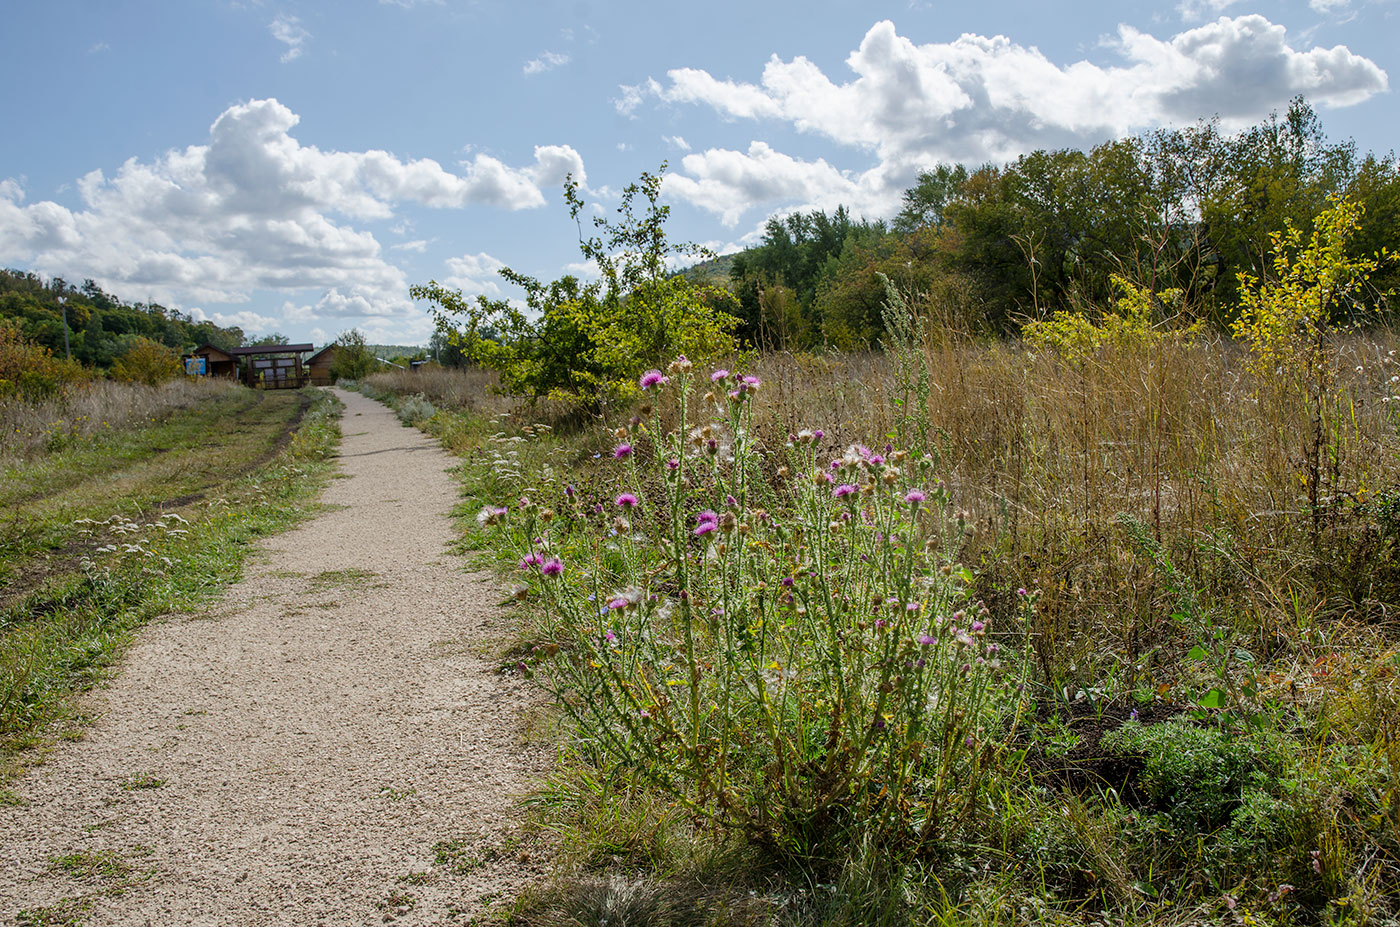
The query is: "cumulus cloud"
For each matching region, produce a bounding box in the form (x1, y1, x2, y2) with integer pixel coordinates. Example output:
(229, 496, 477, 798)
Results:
(524, 51, 570, 75)
(0, 98, 583, 325)
(442, 252, 506, 296)
(269, 14, 309, 63)
(1177, 0, 1245, 22)
(638, 17, 1387, 225)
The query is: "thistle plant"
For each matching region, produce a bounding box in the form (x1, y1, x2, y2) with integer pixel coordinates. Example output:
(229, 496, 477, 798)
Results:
(499, 357, 1030, 865)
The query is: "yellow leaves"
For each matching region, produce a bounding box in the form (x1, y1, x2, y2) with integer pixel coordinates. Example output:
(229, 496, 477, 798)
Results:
(1232, 197, 1382, 381)
(1022, 275, 1195, 363)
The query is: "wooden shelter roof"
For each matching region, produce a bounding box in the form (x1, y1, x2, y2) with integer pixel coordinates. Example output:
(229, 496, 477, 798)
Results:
(228, 343, 315, 357)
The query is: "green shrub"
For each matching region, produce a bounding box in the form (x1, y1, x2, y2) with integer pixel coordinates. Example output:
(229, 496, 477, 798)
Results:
(413, 167, 737, 411)
(0, 323, 88, 399)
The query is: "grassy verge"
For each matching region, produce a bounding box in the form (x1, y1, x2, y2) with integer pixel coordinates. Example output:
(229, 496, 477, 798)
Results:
(0, 386, 340, 779)
(363, 343, 1400, 927)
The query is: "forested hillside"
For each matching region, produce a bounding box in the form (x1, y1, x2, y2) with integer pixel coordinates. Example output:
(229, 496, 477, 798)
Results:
(0, 270, 246, 369)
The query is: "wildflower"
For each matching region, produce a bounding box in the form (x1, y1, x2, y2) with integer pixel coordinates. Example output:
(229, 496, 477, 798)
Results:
(833, 484, 857, 498)
(904, 489, 926, 506)
(741, 375, 761, 391)
(710, 369, 730, 382)
(668, 355, 693, 373)
(725, 494, 738, 507)
(813, 429, 824, 440)
(614, 444, 633, 459)
(1017, 587, 1028, 597)
(917, 634, 936, 646)
(616, 492, 640, 509)
(639, 369, 669, 390)
(476, 505, 508, 527)
(694, 510, 719, 536)
(665, 458, 679, 470)
(541, 557, 563, 577)
(519, 552, 543, 570)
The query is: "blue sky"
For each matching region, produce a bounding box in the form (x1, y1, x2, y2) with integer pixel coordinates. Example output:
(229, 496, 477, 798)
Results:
(1, 0, 1394, 346)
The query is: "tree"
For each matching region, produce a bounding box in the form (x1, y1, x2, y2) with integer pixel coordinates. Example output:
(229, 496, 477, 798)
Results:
(328, 329, 376, 381)
(110, 336, 182, 385)
(413, 165, 737, 410)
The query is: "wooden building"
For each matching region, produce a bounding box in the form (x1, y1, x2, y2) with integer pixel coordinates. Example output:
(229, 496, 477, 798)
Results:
(306, 344, 337, 386)
(227, 344, 314, 389)
(185, 344, 237, 379)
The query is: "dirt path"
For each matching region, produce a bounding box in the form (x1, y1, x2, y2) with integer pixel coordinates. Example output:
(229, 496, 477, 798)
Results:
(0, 389, 547, 925)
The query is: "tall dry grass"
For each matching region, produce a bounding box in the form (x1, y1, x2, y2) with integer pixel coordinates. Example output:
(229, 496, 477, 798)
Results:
(740, 330, 1400, 685)
(0, 377, 235, 462)
(362, 365, 515, 418)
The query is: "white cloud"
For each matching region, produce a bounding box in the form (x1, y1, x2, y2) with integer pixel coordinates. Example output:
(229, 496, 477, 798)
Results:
(1177, 0, 1245, 22)
(638, 17, 1387, 224)
(666, 142, 885, 227)
(391, 239, 429, 252)
(524, 51, 570, 75)
(0, 98, 583, 325)
(663, 135, 691, 151)
(442, 252, 506, 296)
(88, 41, 111, 54)
(188, 307, 282, 331)
(269, 14, 309, 63)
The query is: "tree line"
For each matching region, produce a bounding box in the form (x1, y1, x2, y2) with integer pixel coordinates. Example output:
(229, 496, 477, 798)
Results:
(722, 98, 1399, 349)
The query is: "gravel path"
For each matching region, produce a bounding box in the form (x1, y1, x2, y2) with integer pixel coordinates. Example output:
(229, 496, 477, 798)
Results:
(0, 388, 547, 926)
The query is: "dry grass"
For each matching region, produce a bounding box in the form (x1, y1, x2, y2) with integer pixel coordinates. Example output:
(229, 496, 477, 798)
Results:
(740, 330, 1400, 683)
(363, 366, 515, 418)
(0, 377, 234, 463)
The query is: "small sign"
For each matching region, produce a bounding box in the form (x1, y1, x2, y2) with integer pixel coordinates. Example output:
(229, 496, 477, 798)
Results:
(185, 356, 207, 376)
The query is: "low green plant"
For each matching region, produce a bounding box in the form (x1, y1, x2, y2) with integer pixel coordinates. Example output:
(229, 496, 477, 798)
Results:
(397, 393, 437, 425)
(497, 359, 1032, 869)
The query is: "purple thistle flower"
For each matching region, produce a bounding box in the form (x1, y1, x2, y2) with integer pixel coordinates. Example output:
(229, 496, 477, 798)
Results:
(665, 458, 679, 470)
(813, 429, 825, 440)
(725, 494, 738, 507)
(696, 510, 719, 526)
(971, 620, 985, 633)
(1017, 587, 1028, 597)
(906, 602, 922, 612)
(607, 598, 628, 611)
(833, 484, 857, 498)
(605, 629, 618, 641)
(519, 552, 543, 570)
(693, 522, 717, 537)
(917, 634, 936, 646)
(742, 375, 762, 389)
(710, 369, 730, 382)
(614, 444, 633, 459)
(780, 577, 795, 587)
(905, 489, 926, 505)
(541, 557, 563, 577)
(869, 454, 885, 466)
(616, 492, 640, 509)
(639, 369, 669, 390)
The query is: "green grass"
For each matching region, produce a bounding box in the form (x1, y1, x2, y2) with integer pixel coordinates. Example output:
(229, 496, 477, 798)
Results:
(0, 387, 340, 780)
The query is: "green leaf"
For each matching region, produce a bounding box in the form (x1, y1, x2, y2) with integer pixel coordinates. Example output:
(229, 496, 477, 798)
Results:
(1187, 645, 1209, 662)
(1198, 688, 1225, 709)
(957, 567, 974, 584)
(1171, 611, 1189, 624)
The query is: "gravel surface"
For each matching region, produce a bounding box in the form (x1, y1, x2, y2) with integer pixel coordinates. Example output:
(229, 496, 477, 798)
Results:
(0, 388, 548, 925)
